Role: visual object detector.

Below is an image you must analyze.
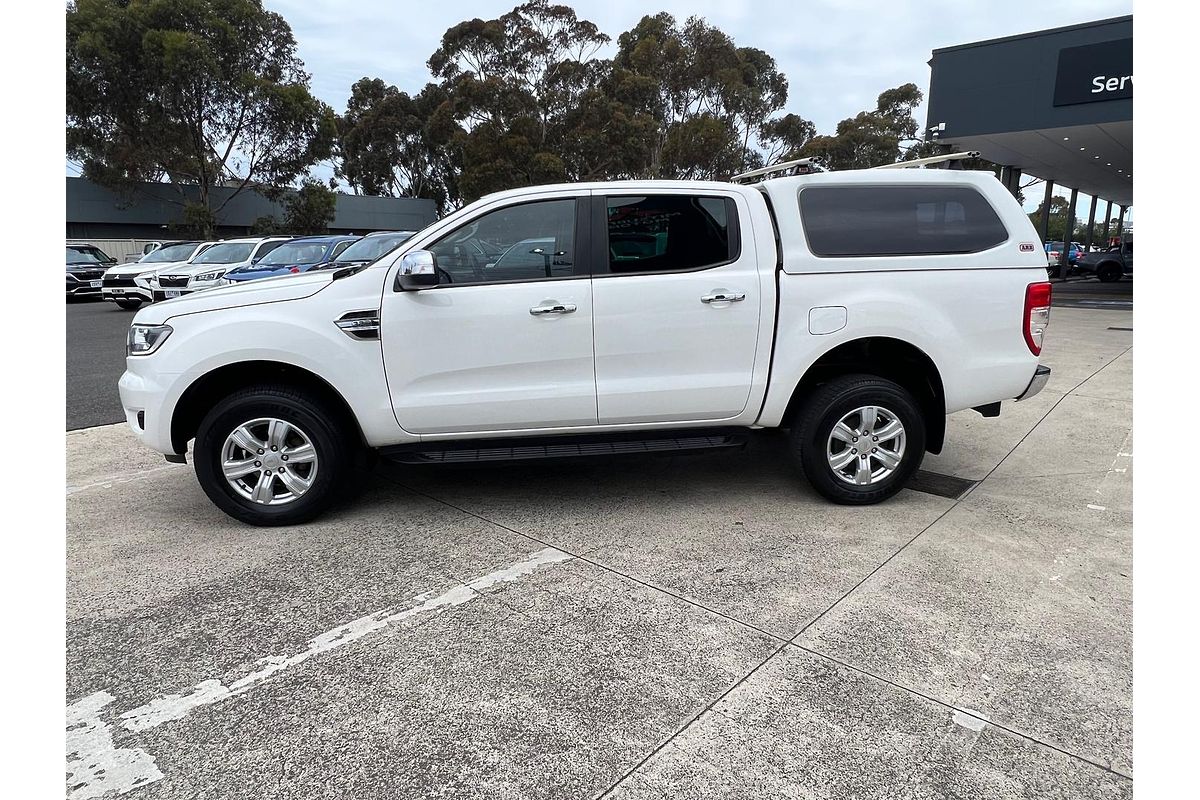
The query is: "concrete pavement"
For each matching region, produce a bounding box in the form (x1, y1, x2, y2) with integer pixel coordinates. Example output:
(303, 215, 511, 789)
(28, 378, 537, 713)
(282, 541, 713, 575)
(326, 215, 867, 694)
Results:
(66, 307, 1132, 799)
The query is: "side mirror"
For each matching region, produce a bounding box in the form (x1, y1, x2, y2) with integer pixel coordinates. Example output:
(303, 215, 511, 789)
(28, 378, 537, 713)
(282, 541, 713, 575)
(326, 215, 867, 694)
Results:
(397, 250, 440, 291)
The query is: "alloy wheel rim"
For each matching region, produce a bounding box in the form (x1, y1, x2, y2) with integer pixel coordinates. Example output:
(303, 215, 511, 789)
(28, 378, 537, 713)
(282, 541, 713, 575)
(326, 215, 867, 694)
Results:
(221, 417, 318, 505)
(826, 405, 906, 486)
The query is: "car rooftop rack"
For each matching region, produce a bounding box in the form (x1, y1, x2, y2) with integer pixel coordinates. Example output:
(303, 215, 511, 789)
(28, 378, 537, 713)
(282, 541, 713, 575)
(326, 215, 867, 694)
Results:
(873, 150, 981, 169)
(730, 157, 823, 184)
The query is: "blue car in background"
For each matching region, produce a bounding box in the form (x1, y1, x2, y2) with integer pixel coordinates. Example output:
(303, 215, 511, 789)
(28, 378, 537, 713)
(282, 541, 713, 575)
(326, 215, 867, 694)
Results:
(224, 235, 361, 283)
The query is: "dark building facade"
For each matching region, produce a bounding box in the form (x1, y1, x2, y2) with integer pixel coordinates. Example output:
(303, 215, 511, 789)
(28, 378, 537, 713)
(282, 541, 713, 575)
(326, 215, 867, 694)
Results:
(66, 177, 439, 239)
(926, 16, 1132, 253)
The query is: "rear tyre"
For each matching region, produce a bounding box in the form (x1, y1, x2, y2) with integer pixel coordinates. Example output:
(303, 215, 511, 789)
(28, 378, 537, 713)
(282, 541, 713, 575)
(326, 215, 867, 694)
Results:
(1097, 262, 1122, 282)
(194, 385, 358, 526)
(789, 374, 926, 505)
(115, 298, 143, 310)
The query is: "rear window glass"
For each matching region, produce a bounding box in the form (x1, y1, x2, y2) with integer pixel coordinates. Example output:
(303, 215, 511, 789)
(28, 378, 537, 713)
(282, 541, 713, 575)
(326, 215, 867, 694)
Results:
(799, 186, 1008, 257)
(604, 195, 738, 274)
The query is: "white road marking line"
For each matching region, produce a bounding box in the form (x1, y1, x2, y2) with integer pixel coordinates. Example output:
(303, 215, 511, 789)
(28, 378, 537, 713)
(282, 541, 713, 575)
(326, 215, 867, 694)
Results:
(66, 692, 162, 800)
(66, 464, 182, 496)
(1086, 504, 1107, 511)
(65, 547, 572, 798)
(952, 708, 990, 732)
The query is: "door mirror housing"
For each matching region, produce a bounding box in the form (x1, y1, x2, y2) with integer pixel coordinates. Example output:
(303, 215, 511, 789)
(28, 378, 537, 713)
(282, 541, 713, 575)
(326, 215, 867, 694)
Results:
(397, 250, 440, 291)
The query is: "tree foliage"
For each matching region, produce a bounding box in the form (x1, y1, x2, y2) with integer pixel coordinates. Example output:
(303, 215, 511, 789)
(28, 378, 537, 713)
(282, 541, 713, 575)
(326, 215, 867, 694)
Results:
(338, 3, 803, 207)
(282, 179, 338, 234)
(66, 0, 337, 236)
(798, 84, 926, 170)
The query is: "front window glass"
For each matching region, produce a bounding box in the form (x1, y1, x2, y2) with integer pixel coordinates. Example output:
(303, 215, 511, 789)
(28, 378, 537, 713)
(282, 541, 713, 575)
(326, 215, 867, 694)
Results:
(191, 242, 255, 264)
(140, 243, 198, 263)
(334, 233, 413, 263)
(66, 246, 106, 264)
(258, 242, 330, 266)
(428, 201, 576, 284)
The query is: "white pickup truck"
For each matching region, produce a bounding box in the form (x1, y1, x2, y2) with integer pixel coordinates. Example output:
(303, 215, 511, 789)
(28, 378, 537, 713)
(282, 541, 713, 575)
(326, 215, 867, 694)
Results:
(119, 168, 1052, 525)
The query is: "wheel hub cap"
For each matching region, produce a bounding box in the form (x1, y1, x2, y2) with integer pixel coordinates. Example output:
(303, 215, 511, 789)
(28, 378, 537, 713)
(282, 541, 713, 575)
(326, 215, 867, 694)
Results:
(826, 405, 906, 486)
(221, 417, 318, 506)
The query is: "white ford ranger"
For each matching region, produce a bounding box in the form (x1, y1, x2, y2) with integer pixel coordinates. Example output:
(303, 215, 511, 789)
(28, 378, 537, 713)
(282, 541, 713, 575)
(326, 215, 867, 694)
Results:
(119, 168, 1052, 525)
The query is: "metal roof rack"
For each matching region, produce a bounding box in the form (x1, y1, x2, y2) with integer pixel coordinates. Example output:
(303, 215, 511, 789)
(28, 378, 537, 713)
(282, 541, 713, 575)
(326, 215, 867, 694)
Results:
(873, 150, 982, 170)
(730, 157, 823, 184)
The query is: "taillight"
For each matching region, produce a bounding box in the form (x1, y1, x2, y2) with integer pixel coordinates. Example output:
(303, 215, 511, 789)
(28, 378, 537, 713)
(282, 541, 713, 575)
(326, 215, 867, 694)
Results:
(1023, 282, 1052, 355)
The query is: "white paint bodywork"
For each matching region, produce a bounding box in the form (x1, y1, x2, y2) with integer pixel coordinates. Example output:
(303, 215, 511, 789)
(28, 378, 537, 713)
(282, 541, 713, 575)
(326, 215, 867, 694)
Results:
(119, 171, 1047, 457)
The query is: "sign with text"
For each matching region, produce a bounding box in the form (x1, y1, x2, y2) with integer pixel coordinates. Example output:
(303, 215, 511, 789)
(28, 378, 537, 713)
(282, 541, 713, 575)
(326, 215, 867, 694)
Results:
(1053, 39, 1132, 106)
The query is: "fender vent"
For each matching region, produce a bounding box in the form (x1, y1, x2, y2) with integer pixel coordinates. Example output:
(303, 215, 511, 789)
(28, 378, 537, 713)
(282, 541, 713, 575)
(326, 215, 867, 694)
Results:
(335, 310, 380, 340)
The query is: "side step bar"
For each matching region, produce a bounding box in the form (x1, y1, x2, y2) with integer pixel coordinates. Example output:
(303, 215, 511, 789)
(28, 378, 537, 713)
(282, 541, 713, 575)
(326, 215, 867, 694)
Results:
(381, 428, 749, 465)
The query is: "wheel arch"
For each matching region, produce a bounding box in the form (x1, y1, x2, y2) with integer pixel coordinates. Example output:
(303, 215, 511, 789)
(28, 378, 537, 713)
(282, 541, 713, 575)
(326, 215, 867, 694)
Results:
(170, 360, 366, 455)
(781, 337, 947, 454)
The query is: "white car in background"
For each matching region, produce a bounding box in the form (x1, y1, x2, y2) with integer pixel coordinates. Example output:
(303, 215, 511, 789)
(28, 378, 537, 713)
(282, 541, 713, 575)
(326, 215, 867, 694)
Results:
(149, 236, 292, 301)
(102, 240, 215, 310)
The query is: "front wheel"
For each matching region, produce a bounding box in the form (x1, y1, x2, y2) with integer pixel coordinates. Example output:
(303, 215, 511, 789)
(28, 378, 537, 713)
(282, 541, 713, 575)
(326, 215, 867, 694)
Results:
(1097, 262, 1122, 282)
(789, 374, 926, 505)
(194, 386, 358, 525)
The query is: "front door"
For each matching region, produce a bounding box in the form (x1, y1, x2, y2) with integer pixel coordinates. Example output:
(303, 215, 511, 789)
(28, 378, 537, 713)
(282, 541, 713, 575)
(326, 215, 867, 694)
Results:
(591, 192, 762, 424)
(381, 195, 596, 435)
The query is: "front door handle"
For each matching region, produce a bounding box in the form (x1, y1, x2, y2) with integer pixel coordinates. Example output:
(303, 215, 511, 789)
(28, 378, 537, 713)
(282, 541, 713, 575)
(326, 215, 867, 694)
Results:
(529, 302, 577, 316)
(701, 291, 746, 304)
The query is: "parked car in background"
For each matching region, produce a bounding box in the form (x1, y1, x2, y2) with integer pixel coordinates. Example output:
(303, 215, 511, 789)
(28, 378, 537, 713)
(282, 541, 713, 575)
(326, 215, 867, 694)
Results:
(66, 244, 117, 299)
(1044, 240, 1083, 267)
(224, 235, 360, 284)
(102, 241, 214, 310)
(1075, 236, 1132, 282)
(313, 230, 418, 270)
(149, 236, 291, 301)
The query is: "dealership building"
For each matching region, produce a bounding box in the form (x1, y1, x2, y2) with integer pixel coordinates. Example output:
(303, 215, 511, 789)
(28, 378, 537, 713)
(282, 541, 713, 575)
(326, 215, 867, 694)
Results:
(66, 177, 438, 240)
(925, 15, 1132, 260)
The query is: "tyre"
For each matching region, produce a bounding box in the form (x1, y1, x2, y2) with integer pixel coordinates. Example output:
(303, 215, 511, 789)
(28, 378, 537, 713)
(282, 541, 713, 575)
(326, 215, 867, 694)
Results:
(1097, 262, 1122, 282)
(789, 374, 926, 505)
(193, 385, 358, 525)
(115, 298, 143, 310)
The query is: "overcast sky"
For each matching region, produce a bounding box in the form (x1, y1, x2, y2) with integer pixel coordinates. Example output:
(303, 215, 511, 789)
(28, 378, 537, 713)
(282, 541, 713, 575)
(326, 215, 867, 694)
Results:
(68, 0, 1134, 219)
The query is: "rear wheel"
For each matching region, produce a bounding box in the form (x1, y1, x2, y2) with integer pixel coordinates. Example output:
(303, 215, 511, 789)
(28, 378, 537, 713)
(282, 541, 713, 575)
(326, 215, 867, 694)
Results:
(789, 374, 926, 504)
(1097, 262, 1122, 282)
(115, 298, 142, 310)
(194, 385, 358, 526)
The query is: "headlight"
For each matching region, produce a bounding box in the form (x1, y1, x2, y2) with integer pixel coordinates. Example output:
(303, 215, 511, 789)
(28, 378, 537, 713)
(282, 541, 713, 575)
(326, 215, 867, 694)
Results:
(192, 269, 225, 282)
(127, 324, 173, 356)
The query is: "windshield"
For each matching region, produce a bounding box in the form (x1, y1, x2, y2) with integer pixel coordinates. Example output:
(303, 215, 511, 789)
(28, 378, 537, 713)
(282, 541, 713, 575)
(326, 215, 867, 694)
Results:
(191, 242, 255, 264)
(66, 246, 109, 265)
(334, 232, 413, 263)
(140, 243, 198, 263)
(258, 241, 331, 266)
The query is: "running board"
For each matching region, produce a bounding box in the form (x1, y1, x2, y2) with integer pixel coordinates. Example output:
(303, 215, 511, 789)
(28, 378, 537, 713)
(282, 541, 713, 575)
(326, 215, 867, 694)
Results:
(381, 429, 749, 465)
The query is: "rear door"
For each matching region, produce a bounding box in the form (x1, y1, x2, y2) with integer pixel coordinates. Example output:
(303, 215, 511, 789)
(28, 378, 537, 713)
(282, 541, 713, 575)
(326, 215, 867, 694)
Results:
(589, 190, 762, 424)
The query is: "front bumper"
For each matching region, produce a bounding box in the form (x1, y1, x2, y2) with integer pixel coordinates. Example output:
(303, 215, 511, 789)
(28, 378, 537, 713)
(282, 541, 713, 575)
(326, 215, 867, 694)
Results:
(118, 363, 181, 455)
(1017, 365, 1051, 401)
(103, 286, 153, 303)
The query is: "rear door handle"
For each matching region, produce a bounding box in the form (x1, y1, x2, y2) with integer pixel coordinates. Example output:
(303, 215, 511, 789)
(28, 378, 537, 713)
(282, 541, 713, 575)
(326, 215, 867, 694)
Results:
(701, 291, 746, 304)
(529, 302, 577, 316)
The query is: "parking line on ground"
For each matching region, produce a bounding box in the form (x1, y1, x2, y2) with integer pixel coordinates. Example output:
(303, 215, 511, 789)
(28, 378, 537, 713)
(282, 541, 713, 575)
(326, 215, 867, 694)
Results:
(65, 547, 573, 799)
(66, 464, 183, 496)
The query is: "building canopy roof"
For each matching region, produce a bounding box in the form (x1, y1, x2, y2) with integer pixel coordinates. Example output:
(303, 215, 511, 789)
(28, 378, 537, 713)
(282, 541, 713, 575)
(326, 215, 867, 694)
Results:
(927, 16, 1132, 207)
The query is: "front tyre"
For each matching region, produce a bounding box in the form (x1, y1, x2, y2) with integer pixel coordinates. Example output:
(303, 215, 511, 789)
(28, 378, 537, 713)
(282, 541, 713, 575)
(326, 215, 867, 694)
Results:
(790, 374, 926, 505)
(194, 386, 357, 526)
(1097, 262, 1122, 282)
